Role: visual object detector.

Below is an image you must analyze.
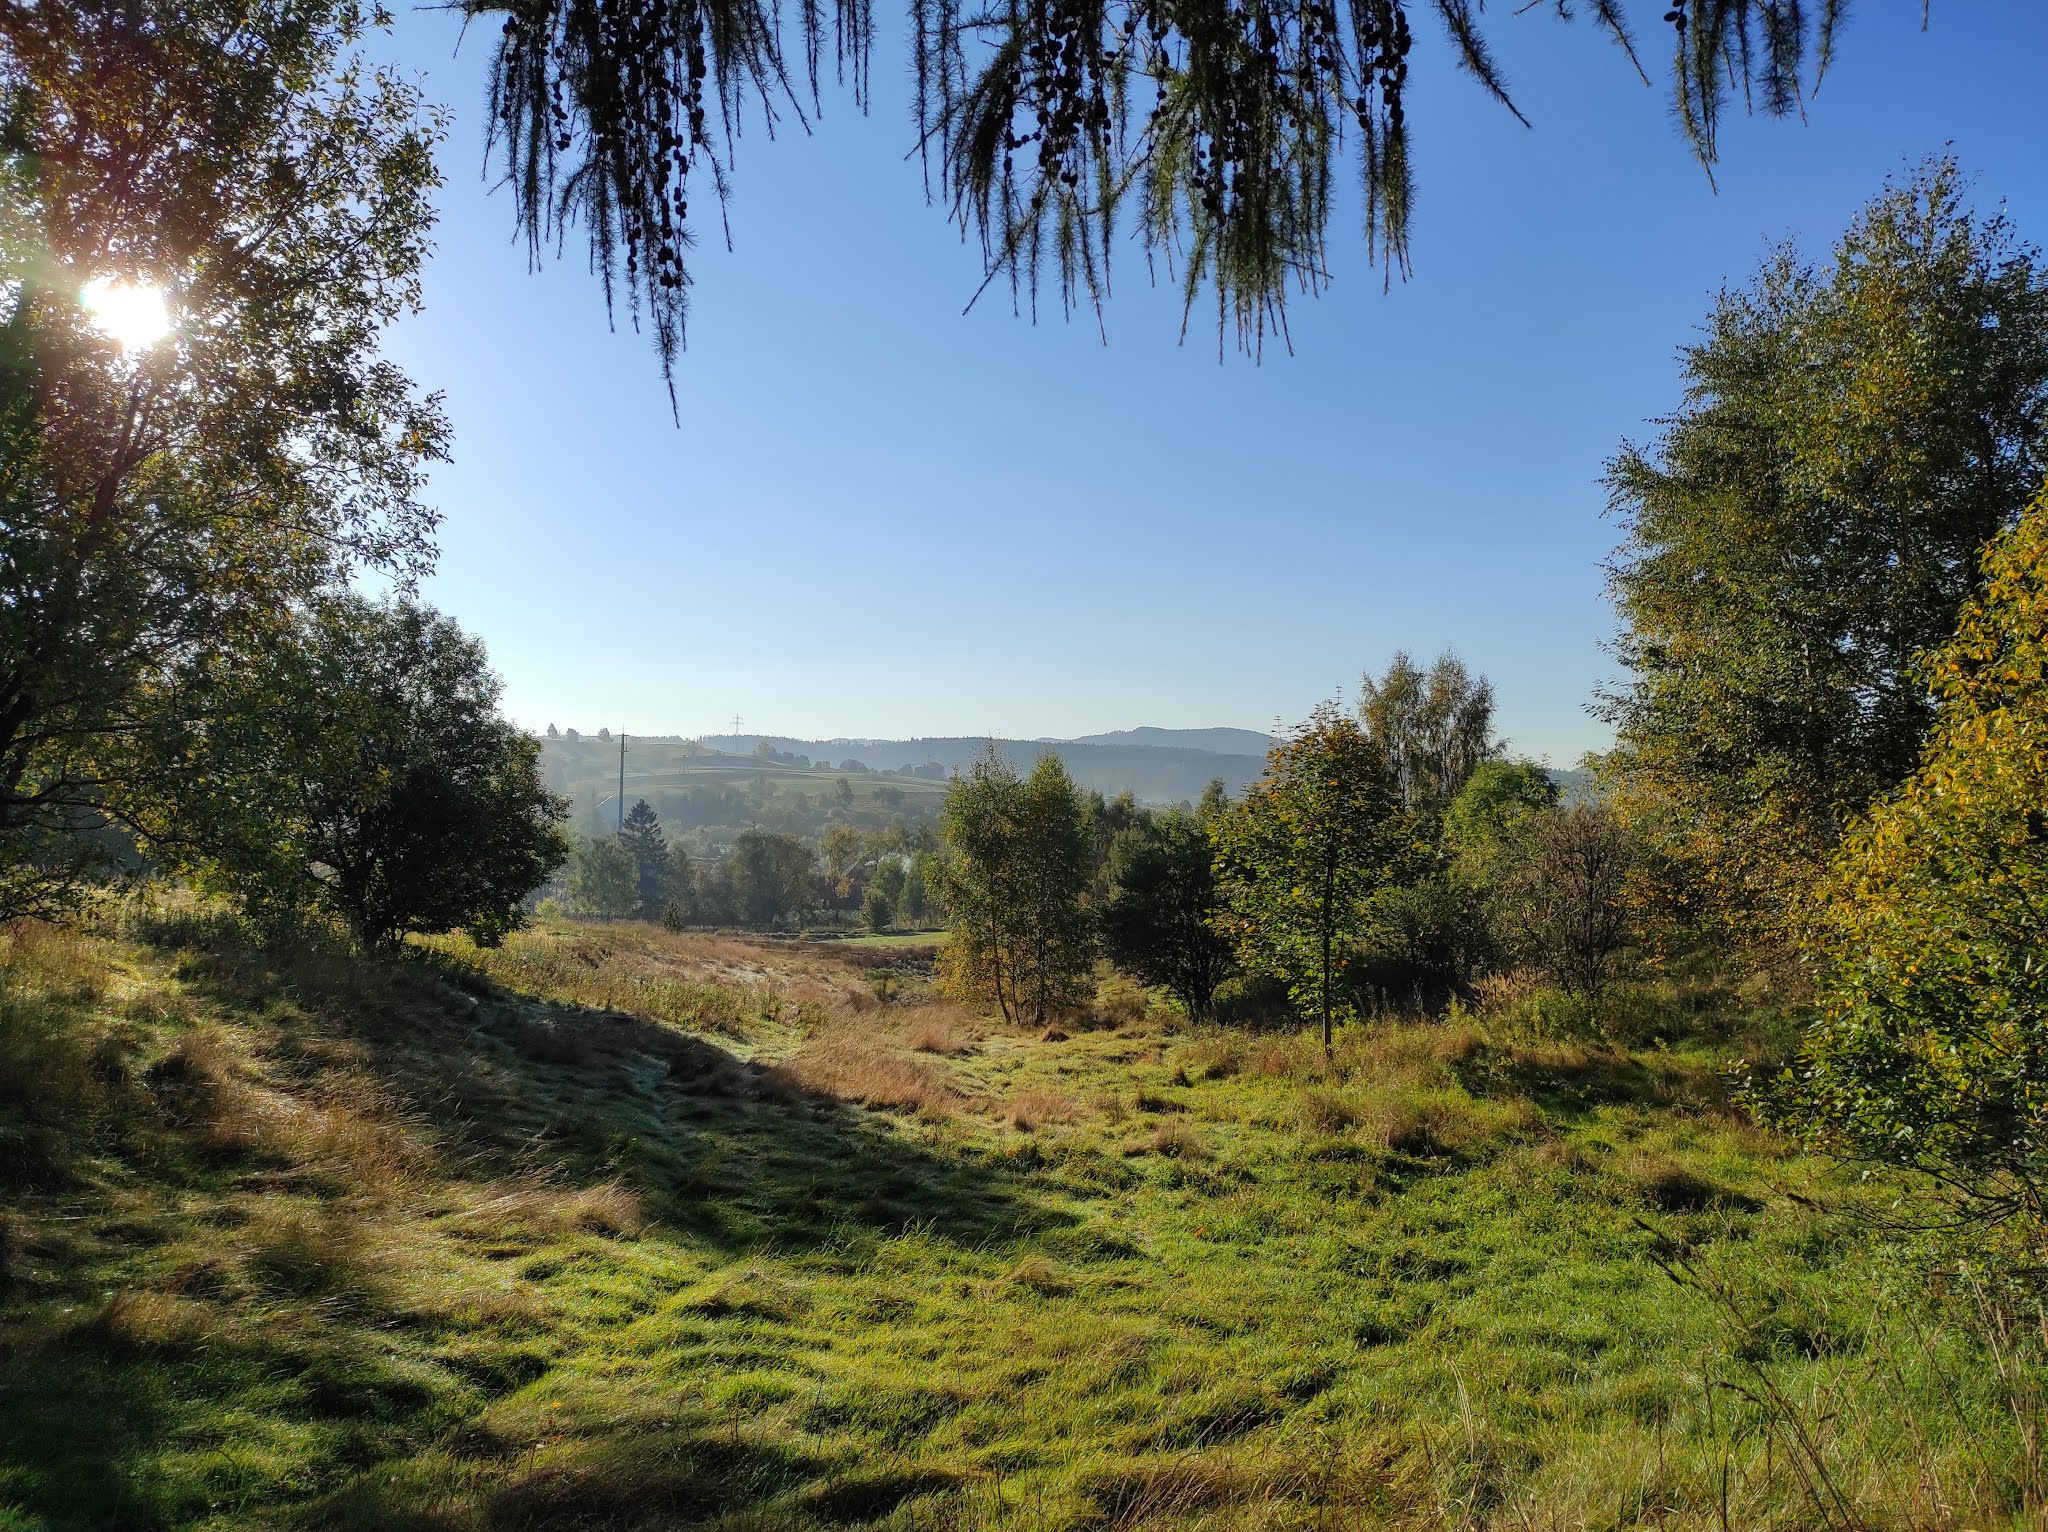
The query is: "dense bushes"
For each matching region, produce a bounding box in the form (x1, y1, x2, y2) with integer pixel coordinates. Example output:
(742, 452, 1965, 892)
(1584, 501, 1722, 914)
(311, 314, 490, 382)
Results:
(188, 599, 569, 949)
(1777, 493, 2048, 1237)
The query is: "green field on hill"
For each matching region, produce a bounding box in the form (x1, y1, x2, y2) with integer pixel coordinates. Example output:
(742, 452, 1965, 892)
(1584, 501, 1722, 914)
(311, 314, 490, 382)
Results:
(538, 737, 951, 844)
(2, 914, 2034, 1531)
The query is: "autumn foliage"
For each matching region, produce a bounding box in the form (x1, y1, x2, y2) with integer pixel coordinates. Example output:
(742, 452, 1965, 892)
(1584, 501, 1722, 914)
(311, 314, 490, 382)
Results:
(1784, 489, 2048, 1235)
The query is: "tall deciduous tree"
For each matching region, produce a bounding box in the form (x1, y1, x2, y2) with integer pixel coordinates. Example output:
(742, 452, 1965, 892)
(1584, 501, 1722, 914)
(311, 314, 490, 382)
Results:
(190, 599, 568, 948)
(1358, 650, 1496, 817)
(1602, 157, 2048, 941)
(1101, 807, 1234, 1022)
(1212, 702, 1402, 1051)
(718, 829, 817, 928)
(660, 843, 696, 927)
(0, 0, 447, 918)
(1442, 759, 1560, 888)
(939, 750, 1094, 1027)
(571, 836, 640, 920)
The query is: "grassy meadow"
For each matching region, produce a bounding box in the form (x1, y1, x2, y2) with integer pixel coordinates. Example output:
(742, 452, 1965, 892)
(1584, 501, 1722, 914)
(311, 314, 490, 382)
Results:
(1, 912, 2040, 1531)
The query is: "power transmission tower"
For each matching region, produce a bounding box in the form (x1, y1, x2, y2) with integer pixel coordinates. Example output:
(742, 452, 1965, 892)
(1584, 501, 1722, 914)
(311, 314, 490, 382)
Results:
(732, 713, 742, 739)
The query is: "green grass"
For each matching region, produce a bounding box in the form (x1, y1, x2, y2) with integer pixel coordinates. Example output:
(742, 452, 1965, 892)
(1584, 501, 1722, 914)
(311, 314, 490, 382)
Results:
(0, 913, 2041, 1530)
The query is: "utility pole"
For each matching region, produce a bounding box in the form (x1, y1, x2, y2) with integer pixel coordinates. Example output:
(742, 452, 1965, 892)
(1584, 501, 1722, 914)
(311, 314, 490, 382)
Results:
(617, 731, 627, 834)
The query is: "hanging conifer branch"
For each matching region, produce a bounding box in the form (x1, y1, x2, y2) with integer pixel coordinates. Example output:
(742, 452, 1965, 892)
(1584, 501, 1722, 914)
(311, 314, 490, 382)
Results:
(468, 0, 1850, 377)
(472, 0, 873, 392)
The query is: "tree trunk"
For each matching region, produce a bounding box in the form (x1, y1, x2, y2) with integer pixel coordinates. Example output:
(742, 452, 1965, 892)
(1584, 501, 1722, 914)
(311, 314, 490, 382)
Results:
(1320, 853, 1336, 1056)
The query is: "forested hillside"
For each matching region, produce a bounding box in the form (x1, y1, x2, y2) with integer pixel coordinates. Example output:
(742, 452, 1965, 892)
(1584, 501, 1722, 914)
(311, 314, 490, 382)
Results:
(645, 735, 1271, 808)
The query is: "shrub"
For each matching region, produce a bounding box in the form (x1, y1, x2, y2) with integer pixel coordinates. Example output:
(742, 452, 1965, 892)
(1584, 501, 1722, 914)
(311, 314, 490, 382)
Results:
(1094, 970, 1153, 1029)
(191, 600, 570, 948)
(1494, 803, 1635, 1005)
(1298, 1087, 1362, 1134)
(1148, 1118, 1207, 1158)
(1353, 875, 1492, 1012)
(1209, 971, 1294, 1028)
(1777, 493, 2048, 1245)
(860, 886, 895, 933)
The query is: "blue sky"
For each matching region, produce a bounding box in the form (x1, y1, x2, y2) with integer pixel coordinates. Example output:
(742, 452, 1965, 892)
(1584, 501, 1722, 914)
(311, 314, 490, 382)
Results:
(370, 4, 2047, 765)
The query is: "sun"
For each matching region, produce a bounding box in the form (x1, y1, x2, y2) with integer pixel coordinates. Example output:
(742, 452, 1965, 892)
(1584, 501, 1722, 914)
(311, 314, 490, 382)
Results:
(81, 275, 173, 351)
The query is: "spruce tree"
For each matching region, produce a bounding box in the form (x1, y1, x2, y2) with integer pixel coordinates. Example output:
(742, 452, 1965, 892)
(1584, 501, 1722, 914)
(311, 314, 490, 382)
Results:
(619, 799, 668, 919)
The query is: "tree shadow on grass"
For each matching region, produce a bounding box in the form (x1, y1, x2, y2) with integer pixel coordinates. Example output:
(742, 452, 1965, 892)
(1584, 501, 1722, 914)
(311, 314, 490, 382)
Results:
(1493, 1042, 1717, 1119)
(167, 936, 1069, 1253)
(0, 929, 1069, 1531)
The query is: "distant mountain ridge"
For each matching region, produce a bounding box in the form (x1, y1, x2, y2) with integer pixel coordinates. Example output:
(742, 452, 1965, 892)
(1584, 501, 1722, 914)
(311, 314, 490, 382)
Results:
(583, 728, 1590, 808)
(1064, 726, 1277, 755)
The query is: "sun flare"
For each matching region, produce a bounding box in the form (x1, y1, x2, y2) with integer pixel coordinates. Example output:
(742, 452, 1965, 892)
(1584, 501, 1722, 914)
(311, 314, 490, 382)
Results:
(80, 275, 173, 351)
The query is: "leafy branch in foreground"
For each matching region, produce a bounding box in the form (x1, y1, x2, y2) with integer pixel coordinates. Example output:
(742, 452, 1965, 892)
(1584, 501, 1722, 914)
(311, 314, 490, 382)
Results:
(468, 0, 1861, 379)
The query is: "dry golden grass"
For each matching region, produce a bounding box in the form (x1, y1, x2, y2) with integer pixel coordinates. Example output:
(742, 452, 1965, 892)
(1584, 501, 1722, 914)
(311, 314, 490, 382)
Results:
(153, 1034, 428, 1196)
(787, 977, 853, 1018)
(902, 1007, 978, 1055)
(1297, 1085, 1362, 1134)
(238, 1203, 386, 1298)
(1093, 972, 1152, 1030)
(443, 921, 877, 1038)
(1006, 1088, 1079, 1131)
(1240, 1035, 1319, 1081)
(1091, 1090, 1129, 1124)
(1147, 1118, 1207, 1159)
(1083, 1434, 1426, 1530)
(999, 1256, 1071, 1295)
(1180, 1033, 1244, 1080)
(1080, 1455, 1251, 1526)
(1342, 1020, 1488, 1085)
(1471, 967, 1545, 1015)
(449, 1178, 647, 1242)
(765, 1019, 960, 1115)
(1357, 1089, 1542, 1159)
(83, 1290, 223, 1355)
